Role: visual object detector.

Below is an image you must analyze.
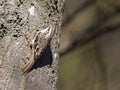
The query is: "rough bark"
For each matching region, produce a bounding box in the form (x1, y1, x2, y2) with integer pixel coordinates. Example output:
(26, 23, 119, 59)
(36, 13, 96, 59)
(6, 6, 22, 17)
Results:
(0, 0, 65, 90)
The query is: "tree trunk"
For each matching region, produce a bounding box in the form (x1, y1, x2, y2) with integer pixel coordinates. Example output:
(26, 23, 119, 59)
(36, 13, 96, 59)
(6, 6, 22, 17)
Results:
(0, 0, 65, 90)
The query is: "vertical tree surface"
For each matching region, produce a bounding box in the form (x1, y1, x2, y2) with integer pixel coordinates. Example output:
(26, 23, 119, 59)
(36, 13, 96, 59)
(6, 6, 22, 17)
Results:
(0, 0, 65, 90)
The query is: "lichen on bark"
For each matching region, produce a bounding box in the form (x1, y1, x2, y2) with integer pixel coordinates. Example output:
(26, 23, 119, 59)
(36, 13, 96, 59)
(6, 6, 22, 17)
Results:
(0, 0, 65, 90)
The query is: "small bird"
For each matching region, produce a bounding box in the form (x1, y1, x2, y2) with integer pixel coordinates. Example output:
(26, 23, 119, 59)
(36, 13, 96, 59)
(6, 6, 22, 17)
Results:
(22, 25, 55, 74)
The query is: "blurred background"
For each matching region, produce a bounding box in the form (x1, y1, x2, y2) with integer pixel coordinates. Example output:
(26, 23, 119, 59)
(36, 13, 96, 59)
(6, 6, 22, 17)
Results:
(57, 0, 120, 90)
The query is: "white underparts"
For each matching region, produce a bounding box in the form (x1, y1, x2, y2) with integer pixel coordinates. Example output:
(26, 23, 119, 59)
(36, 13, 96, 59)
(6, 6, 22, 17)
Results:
(30, 25, 53, 48)
(45, 27, 52, 39)
(28, 6, 35, 16)
(40, 27, 49, 33)
(39, 26, 53, 39)
(30, 26, 50, 45)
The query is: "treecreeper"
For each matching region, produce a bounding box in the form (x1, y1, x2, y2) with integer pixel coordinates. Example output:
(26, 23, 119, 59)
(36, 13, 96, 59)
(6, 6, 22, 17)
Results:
(0, 0, 64, 89)
(22, 25, 55, 74)
(19, 0, 65, 74)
